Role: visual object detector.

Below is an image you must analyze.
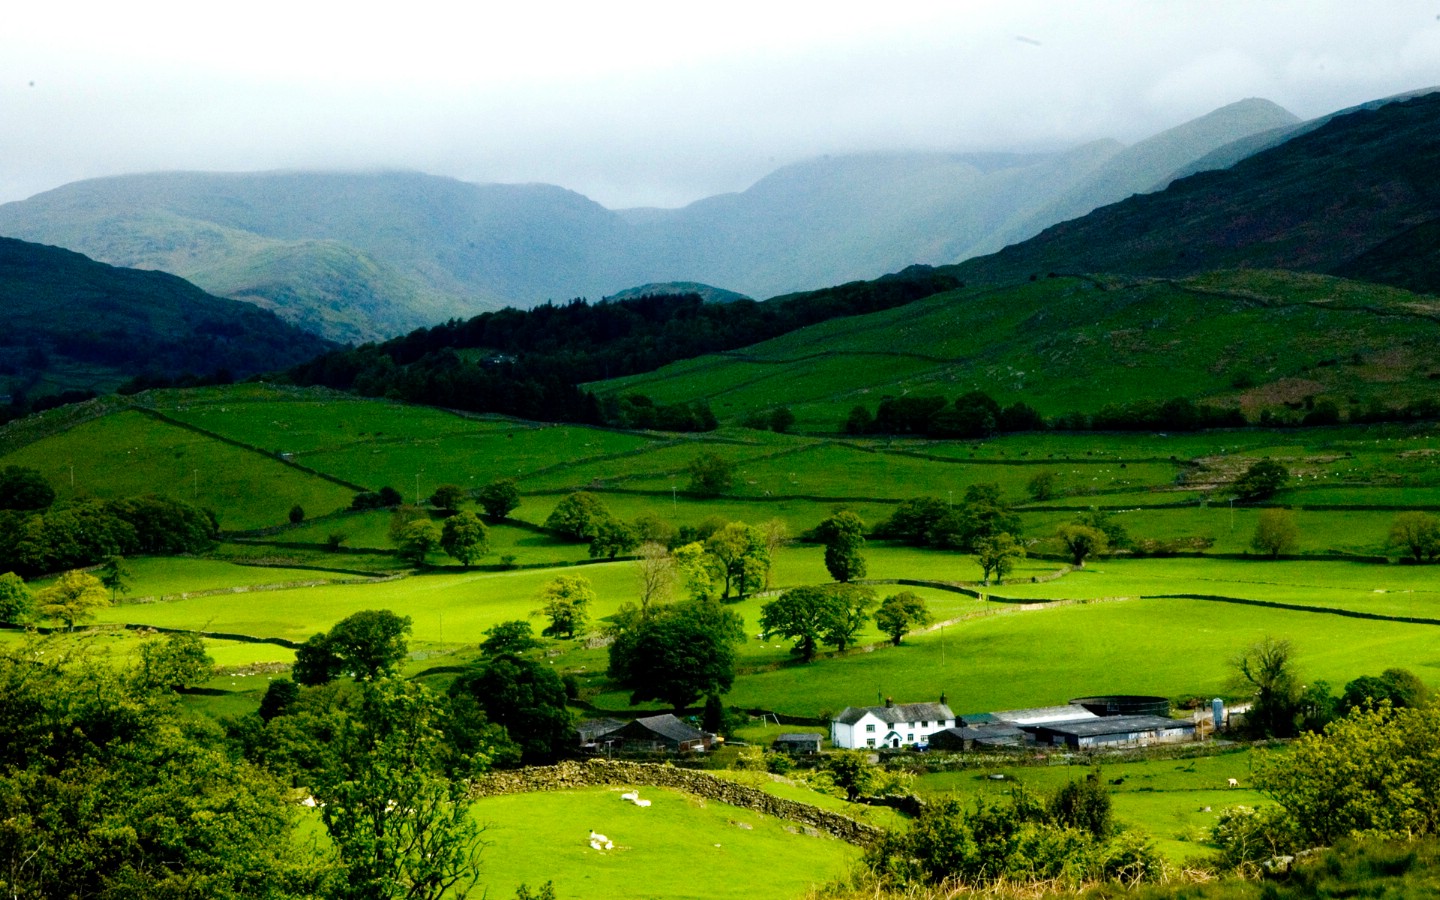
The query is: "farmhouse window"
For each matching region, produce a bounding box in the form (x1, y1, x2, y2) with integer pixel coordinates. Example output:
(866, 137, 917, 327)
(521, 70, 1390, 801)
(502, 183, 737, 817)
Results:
(907, 733, 914, 742)
(866, 738, 875, 747)
(865, 723, 875, 733)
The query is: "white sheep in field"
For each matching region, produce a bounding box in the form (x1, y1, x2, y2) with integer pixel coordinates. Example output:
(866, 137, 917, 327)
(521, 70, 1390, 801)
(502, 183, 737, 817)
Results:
(589, 830, 613, 850)
(620, 791, 639, 802)
(633, 798, 651, 808)
(1227, 778, 1239, 788)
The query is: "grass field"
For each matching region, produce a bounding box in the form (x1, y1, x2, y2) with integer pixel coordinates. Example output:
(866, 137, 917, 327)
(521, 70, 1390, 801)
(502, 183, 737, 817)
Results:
(470, 787, 860, 900)
(908, 748, 1270, 862)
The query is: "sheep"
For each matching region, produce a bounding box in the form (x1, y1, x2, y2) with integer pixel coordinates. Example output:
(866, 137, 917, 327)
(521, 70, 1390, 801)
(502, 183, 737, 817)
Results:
(1227, 778, 1239, 788)
(633, 798, 651, 808)
(620, 791, 639, 802)
(589, 830, 613, 850)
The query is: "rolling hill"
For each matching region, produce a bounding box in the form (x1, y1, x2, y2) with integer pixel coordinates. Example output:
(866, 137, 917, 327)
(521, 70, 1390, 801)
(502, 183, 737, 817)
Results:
(0, 236, 334, 400)
(945, 90, 1440, 295)
(0, 99, 1296, 342)
(593, 270, 1440, 431)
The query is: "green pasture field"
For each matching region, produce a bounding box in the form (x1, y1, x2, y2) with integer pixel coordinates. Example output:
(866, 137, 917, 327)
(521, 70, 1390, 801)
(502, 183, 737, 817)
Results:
(517, 438, 793, 493)
(1023, 505, 1402, 555)
(470, 787, 860, 900)
(0, 409, 356, 530)
(908, 749, 1268, 861)
(153, 391, 520, 454)
(723, 595, 1440, 717)
(295, 426, 658, 498)
(989, 557, 1440, 618)
(69, 556, 357, 599)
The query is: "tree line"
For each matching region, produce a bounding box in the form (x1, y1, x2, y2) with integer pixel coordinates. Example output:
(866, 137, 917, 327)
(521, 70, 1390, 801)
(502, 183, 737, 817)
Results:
(284, 268, 958, 425)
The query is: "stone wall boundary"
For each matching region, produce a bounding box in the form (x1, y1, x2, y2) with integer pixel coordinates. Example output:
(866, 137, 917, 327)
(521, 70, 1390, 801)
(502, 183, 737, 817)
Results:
(469, 759, 882, 846)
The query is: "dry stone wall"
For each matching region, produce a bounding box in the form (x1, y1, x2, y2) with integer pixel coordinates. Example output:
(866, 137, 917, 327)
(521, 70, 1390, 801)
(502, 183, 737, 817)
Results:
(470, 759, 882, 846)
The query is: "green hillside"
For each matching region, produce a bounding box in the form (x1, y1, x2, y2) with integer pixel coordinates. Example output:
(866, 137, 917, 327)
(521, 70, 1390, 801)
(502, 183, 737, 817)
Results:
(946, 91, 1440, 296)
(595, 270, 1440, 431)
(0, 236, 333, 401)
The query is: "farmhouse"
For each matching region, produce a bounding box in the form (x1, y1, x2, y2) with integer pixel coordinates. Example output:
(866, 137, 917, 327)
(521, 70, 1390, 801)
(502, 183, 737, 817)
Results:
(1031, 715, 1198, 749)
(772, 732, 824, 754)
(831, 699, 955, 749)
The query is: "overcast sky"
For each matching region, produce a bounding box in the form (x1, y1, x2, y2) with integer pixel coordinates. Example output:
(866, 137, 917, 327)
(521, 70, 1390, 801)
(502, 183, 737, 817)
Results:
(3, 1, 1438, 209)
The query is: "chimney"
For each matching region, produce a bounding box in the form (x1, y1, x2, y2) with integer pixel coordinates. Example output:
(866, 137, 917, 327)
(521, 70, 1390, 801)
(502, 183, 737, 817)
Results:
(939, 691, 948, 706)
(884, 697, 894, 708)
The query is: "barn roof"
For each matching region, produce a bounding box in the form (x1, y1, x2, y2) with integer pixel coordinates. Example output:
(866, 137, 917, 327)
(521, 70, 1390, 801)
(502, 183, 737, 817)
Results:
(990, 706, 1100, 726)
(1039, 715, 1195, 738)
(774, 733, 823, 743)
(618, 713, 708, 745)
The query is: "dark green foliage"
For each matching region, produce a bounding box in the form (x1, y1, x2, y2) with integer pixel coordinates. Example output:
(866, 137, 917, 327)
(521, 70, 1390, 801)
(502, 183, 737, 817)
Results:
(1388, 511, 1440, 562)
(702, 522, 770, 599)
(686, 451, 735, 496)
(1233, 458, 1291, 501)
(875, 486, 1020, 553)
(606, 395, 717, 432)
(815, 510, 867, 583)
(536, 575, 593, 639)
(288, 270, 958, 424)
(544, 491, 613, 542)
(0, 641, 311, 899)
(440, 510, 489, 566)
(475, 477, 520, 520)
(974, 532, 1025, 584)
(608, 599, 745, 710)
(1232, 636, 1303, 738)
(0, 572, 34, 625)
(844, 405, 874, 434)
(395, 519, 441, 565)
(874, 590, 931, 646)
(514, 881, 557, 900)
(428, 484, 466, 515)
(480, 620, 543, 658)
(288, 504, 305, 524)
(872, 395, 948, 434)
(0, 466, 54, 511)
(451, 656, 572, 764)
(1049, 771, 1112, 839)
(1057, 523, 1108, 567)
(292, 609, 413, 686)
(760, 584, 873, 659)
(259, 678, 300, 722)
(932, 390, 1000, 438)
(134, 631, 215, 692)
(588, 518, 639, 559)
(1341, 668, 1429, 714)
(98, 554, 132, 602)
(826, 750, 876, 802)
(0, 495, 216, 577)
(0, 236, 334, 393)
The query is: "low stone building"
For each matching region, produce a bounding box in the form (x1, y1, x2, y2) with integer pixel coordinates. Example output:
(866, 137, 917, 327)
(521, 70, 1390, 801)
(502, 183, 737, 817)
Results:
(584, 714, 713, 753)
(926, 722, 1027, 751)
(772, 732, 824, 754)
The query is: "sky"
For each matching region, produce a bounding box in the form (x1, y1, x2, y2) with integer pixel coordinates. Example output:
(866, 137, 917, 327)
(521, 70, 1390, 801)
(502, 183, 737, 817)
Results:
(3, 1, 1439, 210)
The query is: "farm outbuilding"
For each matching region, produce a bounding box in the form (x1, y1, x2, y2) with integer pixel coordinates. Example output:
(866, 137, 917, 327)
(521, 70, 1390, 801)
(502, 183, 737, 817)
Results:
(926, 723, 1026, 751)
(1032, 715, 1197, 749)
(772, 733, 823, 754)
(577, 714, 713, 754)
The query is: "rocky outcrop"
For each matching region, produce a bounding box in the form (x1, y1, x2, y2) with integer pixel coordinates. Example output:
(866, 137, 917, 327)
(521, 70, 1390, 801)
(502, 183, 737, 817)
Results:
(470, 759, 882, 846)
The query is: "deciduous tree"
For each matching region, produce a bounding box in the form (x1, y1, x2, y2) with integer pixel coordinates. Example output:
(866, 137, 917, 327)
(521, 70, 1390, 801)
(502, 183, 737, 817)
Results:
(0, 571, 34, 625)
(816, 510, 868, 583)
(475, 477, 521, 520)
(875, 590, 932, 646)
(1057, 523, 1108, 567)
(704, 522, 770, 600)
(429, 484, 467, 516)
(536, 575, 594, 638)
(544, 491, 613, 541)
(440, 510, 489, 567)
(1388, 511, 1440, 563)
(686, 451, 734, 496)
(35, 569, 108, 630)
(974, 532, 1025, 585)
(608, 599, 745, 710)
(396, 518, 441, 566)
(1251, 508, 1299, 558)
(1232, 636, 1303, 738)
(1233, 458, 1290, 502)
(634, 541, 676, 614)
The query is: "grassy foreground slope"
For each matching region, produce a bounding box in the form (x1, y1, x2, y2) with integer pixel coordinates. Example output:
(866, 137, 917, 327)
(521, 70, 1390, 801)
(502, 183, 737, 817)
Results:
(594, 271, 1440, 430)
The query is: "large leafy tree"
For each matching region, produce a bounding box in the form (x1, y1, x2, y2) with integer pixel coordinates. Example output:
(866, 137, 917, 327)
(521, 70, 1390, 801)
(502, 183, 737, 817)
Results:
(0, 641, 311, 900)
(134, 631, 215, 692)
(395, 519, 441, 566)
(820, 584, 876, 652)
(0, 465, 55, 511)
(440, 510, 490, 567)
(1056, 523, 1108, 567)
(309, 678, 487, 900)
(816, 511, 867, 583)
(536, 575, 594, 638)
(475, 477, 521, 520)
(0, 572, 34, 625)
(1233, 458, 1290, 502)
(1231, 636, 1303, 738)
(974, 532, 1025, 585)
(1388, 511, 1440, 563)
(1251, 508, 1299, 558)
(34, 569, 108, 630)
(874, 590, 932, 646)
(543, 491, 613, 542)
(686, 451, 734, 496)
(760, 586, 837, 662)
(608, 599, 745, 710)
(451, 656, 572, 763)
(293, 609, 413, 686)
(703, 522, 770, 600)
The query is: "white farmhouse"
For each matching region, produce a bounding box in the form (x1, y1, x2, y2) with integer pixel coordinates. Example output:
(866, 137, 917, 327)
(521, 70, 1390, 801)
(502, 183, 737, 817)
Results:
(831, 699, 956, 750)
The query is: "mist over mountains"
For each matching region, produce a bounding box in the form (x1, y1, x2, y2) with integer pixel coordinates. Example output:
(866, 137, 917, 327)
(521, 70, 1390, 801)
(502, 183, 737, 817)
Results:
(0, 98, 1299, 344)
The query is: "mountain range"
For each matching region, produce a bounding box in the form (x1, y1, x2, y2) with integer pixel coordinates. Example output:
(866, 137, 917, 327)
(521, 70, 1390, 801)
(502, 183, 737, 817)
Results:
(0, 98, 1301, 343)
